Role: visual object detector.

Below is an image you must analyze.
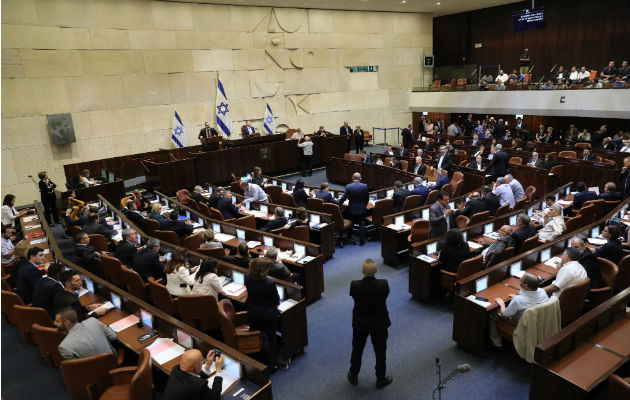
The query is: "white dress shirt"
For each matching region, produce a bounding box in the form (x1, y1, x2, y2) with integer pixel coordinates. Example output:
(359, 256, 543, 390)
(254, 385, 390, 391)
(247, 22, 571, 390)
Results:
(502, 288, 549, 320)
(1, 205, 17, 226)
(496, 73, 509, 83)
(552, 261, 587, 297)
(166, 266, 196, 297)
(538, 216, 565, 241)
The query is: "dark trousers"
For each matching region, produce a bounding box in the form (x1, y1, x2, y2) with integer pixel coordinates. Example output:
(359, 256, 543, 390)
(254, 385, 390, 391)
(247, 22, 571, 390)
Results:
(355, 140, 364, 154)
(349, 213, 366, 242)
(42, 199, 59, 224)
(302, 155, 313, 176)
(346, 139, 351, 153)
(249, 310, 279, 368)
(350, 326, 388, 379)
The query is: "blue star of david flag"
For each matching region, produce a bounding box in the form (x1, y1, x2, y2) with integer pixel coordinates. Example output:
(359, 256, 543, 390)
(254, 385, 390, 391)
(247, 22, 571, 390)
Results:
(263, 103, 275, 135)
(171, 110, 188, 148)
(215, 75, 233, 137)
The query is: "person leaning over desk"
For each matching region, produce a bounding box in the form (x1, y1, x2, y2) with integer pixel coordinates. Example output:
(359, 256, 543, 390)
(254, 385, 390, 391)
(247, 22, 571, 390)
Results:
(55, 307, 118, 361)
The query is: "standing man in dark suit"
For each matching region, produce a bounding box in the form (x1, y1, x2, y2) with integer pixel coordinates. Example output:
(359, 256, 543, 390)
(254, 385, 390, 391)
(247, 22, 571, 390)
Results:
(418, 115, 427, 136)
(581, 148, 596, 161)
(401, 125, 413, 149)
(132, 238, 166, 282)
(411, 177, 430, 205)
(31, 263, 64, 318)
(527, 152, 544, 168)
(620, 157, 630, 199)
(340, 122, 353, 153)
(16, 246, 45, 304)
(114, 229, 138, 268)
(454, 192, 486, 218)
(339, 173, 369, 246)
(485, 144, 509, 180)
(493, 119, 507, 139)
(198, 122, 219, 140)
(315, 183, 338, 204)
(514, 117, 528, 140)
(434, 145, 452, 171)
(391, 181, 411, 213)
(38, 171, 60, 226)
(354, 125, 365, 154)
(163, 349, 224, 400)
(348, 259, 392, 389)
(481, 185, 500, 215)
(241, 121, 255, 138)
(216, 190, 241, 220)
(429, 191, 454, 238)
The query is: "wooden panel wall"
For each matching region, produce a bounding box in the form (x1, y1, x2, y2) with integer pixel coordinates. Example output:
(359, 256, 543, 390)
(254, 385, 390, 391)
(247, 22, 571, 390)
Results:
(434, 0, 630, 82)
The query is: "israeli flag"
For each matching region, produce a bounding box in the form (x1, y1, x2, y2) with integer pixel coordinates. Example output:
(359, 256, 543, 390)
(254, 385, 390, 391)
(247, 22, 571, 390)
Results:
(263, 103, 275, 135)
(171, 110, 188, 148)
(215, 75, 232, 137)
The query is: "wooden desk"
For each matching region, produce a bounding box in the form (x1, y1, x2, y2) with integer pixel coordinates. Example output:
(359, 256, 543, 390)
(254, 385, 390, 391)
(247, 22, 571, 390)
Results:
(326, 157, 417, 191)
(58, 180, 126, 206)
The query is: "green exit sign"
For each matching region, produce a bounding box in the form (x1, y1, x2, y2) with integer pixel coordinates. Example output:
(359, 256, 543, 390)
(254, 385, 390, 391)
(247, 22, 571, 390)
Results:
(349, 66, 378, 72)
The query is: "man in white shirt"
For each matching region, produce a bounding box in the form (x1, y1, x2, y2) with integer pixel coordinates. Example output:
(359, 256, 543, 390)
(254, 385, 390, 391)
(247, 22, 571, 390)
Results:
(495, 70, 509, 84)
(1, 226, 19, 263)
(577, 66, 590, 82)
(545, 248, 588, 297)
(297, 136, 314, 176)
(619, 140, 630, 153)
(489, 272, 549, 348)
(493, 177, 515, 208)
(504, 174, 525, 202)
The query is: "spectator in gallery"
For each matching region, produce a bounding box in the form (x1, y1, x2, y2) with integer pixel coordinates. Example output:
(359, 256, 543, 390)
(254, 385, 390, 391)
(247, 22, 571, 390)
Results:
(495, 80, 506, 91)
(619, 60, 629, 81)
(519, 48, 530, 74)
(495, 70, 509, 84)
(479, 81, 489, 91)
(600, 61, 618, 81)
(540, 80, 555, 90)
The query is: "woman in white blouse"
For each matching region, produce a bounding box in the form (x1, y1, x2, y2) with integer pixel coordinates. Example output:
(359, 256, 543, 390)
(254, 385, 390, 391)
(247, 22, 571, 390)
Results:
(191, 258, 224, 300)
(164, 250, 197, 297)
(538, 204, 565, 242)
(2, 194, 29, 228)
(79, 169, 95, 187)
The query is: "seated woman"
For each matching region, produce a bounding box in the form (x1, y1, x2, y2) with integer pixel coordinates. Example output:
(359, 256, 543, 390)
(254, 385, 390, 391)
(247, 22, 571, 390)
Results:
(199, 229, 223, 249)
(251, 166, 267, 187)
(2, 194, 29, 232)
(148, 202, 168, 223)
(165, 250, 197, 297)
(65, 196, 86, 226)
(79, 169, 95, 187)
(594, 224, 624, 264)
(538, 204, 565, 242)
(438, 229, 471, 274)
(284, 207, 309, 229)
(131, 189, 150, 212)
(292, 179, 308, 208)
(191, 258, 224, 300)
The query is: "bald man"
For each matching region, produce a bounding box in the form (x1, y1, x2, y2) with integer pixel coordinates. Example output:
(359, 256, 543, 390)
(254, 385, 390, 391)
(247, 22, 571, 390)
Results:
(163, 349, 224, 400)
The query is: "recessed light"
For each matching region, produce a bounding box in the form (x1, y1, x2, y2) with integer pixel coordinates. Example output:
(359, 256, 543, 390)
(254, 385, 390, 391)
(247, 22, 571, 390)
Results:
(402, 0, 406, 3)
(437, 2, 441, 4)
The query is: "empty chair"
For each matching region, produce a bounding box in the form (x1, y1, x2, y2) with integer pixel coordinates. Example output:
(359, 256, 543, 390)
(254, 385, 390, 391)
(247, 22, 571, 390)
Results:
(195, 247, 226, 260)
(100, 254, 126, 287)
(588, 257, 618, 308)
(197, 202, 211, 218)
(469, 211, 490, 225)
(218, 299, 262, 354)
(32, 323, 66, 367)
(182, 231, 204, 251)
(451, 171, 463, 186)
(441, 183, 452, 196)
(352, 154, 362, 162)
(408, 220, 430, 244)
(147, 278, 177, 316)
(283, 225, 309, 242)
(14, 305, 54, 345)
(525, 186, 536, 203)
(177, 294, 221, 332)
(153, 229, 181, 246)
(508, 157, 522, 165)
(574, 142, 591, 149)
(1, 289, 24, 325)
(608, 374, 630, 400)
(615, 255, 630, 293)
(520, 234, 540, 253)
(99, 349, 153, 400)
(455, 215, 470, 229)
(144, 218, 159, 236)
(513, 197, 528, 210)
(61, 353, 119, 400)
(121, 267, 148, 301)
(549, 165, 564, 180)
(343, 153, 353, 161)
(306, 197, 324, 212)
(402, 195, 421, 211)
(264, 185, 282, 203)
(558, 150, 577, 159)
(400, 160, 408, 172)
(440, 254, 483, 292)
(280, 192, 298, 209)
(425, 190, 439, 205)
(366, 198, 393, 228)
(88, 234, 109, 252)
(209, 207, 224, 221)
(233, 215, 256, 230)
(320, 203, 353, 247)
(451, 180, 464, 197)
(565, 214, 585, 233)
(494, 203, 511, 217)
(176, 189, 191, 203)
(558, 277, 591, 325)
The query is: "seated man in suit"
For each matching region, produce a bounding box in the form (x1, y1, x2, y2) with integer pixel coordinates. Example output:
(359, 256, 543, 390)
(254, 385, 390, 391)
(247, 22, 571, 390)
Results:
(113, 228, 139, 268)
(55, 307, 116, 360)
(339, 173, 370, 246)
(123, 200, 146, 231)
(471, 134, 482, 147)
(391, 180, 411, 213)
(598, 181, 622, 201)
(133, 237, 166, 282)
(480, 185, 501, 216)
(411, 177, 430, 205)
(581, 148, 596, 161)
(265, 246, 294, 283)
(469, 154, 485, 171)
(190, 186, 209, 205)
(527, 151, 544, 168)
(482, 225, 514, 266)
(216, 190, 241, 220)
(53, 270, 105, 322)
(315, 183, 338, 205)
(163, 349, 224, 400)
(208, 187, 222, 210)
(241, 120, 255, 138)
(16, 246, 45, 304)
(31, 263, 64, 319)
(223, 242, 252, 268)
(199, 121, 219, 140)
(429, 191, 454, 238)
(511, 214, 536, 251)
(572, 182, 598, 211)
(74, 232, 101, 265)
(394, 144, 409, 157)
(388, 157, 402, 170)
(82, 213, 115, 241)
(454, 192, 486, 218)
(260, 207, 288, 232)
(412, 156, 426, 175)
(159, 210, 194, 238)
(429, 168, 450, 191)
(359, 150, 372, 163)
(434, 145, 452, 171)
(384, 145, 395, 156)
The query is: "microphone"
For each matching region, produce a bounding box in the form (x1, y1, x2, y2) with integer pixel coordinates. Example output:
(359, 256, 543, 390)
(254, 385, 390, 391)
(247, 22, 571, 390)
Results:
(457, 364, 471, 373)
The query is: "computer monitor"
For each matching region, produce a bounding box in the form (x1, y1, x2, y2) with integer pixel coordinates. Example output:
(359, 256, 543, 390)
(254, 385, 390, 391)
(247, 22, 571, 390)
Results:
(511, 261, 522, 275)
(475, 276, 488, 293)
(208, 187, 213, 194)
(232, 196, 237, 204)
(156, 194, 161, 203)
(527, 207, 533, 217)
(232, 271, 245, 285)
(140, 309, 152, 328)
(555, 193, 559, 201)
(422, 209, 429, 219)
(263, 236, 274, 247)
(110, 293, 122, 309)
(276, 284, 285, 301)
(591, 226, 600, 237)
(284, 209, 290, 218)
(137, 233, 142, 246)
(395, 215, 404, 226)
(565, 187, 571, 196)
(272, 180, 277, 185)
(449, 202, 455, 209)
(294, 243, 306, 257)
(484, 223, 493, 234)
(212, 223, 221, 233)
(107, 171, 115, 183)
(386, 189, 394, 197)
(407, 184, 414, 190)
(197, 217, 203, 225)
(427, 242, 437, 254)
(540, 248, 551, 262)
(117, 217, 122, 227)
(84, 278, 94, 293)
(281, 182, 287, 191)
(462, 231, 467, 242)
(244, 201, 250, 210)
(101, 168, 107, 180)
(509, 215, 517, 225)
(311, 214, 320, 225)
(185, 210, 191, 219)
(260, 204, 268, 214)
(236, 229, 246, 240)
(176, 329, 193, 349)
(223, 354, 243, 380)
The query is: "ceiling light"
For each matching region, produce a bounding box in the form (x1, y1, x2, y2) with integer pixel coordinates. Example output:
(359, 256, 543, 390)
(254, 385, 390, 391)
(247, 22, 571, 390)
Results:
(437, 2, 441, 4)
(402, 0, 406, 3)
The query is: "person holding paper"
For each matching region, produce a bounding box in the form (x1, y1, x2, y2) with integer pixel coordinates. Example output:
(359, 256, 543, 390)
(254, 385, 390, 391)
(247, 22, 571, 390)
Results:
(428, 192, 454, 238)
(488, 273, 548, 350)
(545, 248, 587, 297)
(55, 307, 118, 360)
(163, 349, 224, 400)
(538, 204, 565, 242)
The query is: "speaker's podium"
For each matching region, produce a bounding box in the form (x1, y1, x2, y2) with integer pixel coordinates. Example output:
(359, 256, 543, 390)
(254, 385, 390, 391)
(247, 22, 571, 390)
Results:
(200, 136, 222, 151)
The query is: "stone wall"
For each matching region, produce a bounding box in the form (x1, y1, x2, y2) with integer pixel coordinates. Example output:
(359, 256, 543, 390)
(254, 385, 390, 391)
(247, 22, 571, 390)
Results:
(1, 0, 432, 204)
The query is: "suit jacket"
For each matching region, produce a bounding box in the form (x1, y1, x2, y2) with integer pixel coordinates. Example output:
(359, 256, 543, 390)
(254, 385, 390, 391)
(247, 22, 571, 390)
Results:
(469, 160, 485, 170)
(163, 365, 222, 400)
(486, 151, 509, 176)
(38, 179, 56, 202)
(339, 182, 369, 216)
(413, 163, 426, 176)
(494, 124, 507, 138)
(581, 153, 596, 161)
(455, 198, 486, 218)
(315, 190, 338, 204)
(514, 121, 528, 132)
(223, 255, 252, 269)
(16, 262, 42, 304)
(198, 127, 219, 139)
(598, 191, 622, 202)
(390, 159, 402, 170)
(53, 290, 88, 321)
(242, 125, 255, 137)
(594, 240, 624, 265)
(293, 188, 308, 208)
(159, 219, 194, 238)
(260, 217, 288, 232)
(392, 188, 411, 213)
(435, 153, 452, 170)
(360, 155, 373, 163)
(123, 209, 146, 231)
(438, 243, 471, 273)
(208, 192, 221, 209)
(411, 185, 430, 206)
(114, 240, 137, 268)
(350, 276, 391, 330)
(354, 129, 364, 143)
(401, 128, 412, 146)
(395, 148, 409, 157)
(573, 190, 598, 211)
(486, 235, 514, 266)
(340, 125, 352, 138)
(482, 193, 501, 215)
(133, 248, 165, 282)
(190, 192, 209, 205)
(429, 175, 450, 191)
(511, 224, 536, 251)
(527, 158, 544, 168)
(217, 197, 241, 220)
(268, 261, 292, 281)
(31, 277, 64, 318)
(75, 244, 99, 263)
(83, 222, 114, 240)
(429, 202, 454, 238)
(471, 139, 482, 147)
(579, 248, 602, 288)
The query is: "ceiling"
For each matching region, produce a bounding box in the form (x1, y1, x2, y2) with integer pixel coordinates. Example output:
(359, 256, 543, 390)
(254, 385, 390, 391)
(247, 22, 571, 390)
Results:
(171, 0, 522, 16)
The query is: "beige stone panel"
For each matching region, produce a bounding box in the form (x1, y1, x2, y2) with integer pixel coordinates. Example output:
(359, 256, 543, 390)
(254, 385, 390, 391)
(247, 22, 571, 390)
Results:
(272, 8, 307, 33)
(59, 28, 92, 49)
(90, 28, 130, 49)
(10, 144, 55, 180)
(309, 10, 390, 34)
(191, 3, 231, 32)
(305, 89, 389, 114)
(283, 68, 350, 95)
(94, 0, 154, 29)
(393, 13, 432, 34)
(152, 1, 193, 31)
(275, 114, 315, 133)
(2, 49, 21, 65)
(1, 149, 18, 187)
(350, 72, 379, 91)
(383, 33, 431, 48)
(378, 64, 420, 89)
(2, 65, 24, 78)
(229, 6, 270, 32)
(229, 98, 266, 122)
(249, 70, 279, 98)
(387, 88, 410, 108)
(168, 72, 215, 104)
(192, 50, 233, 72)
(220, 70, 251, 99)
(89, 108, 144, 137)
(175, 31, 211, 49)
(284, 33, 324, 49)
(252, 32, 268, 49)
(355, 34, 384, 49)
(2, 0, 38, 25)
(20, 50, 82, 77)
(395, 48, 423, 65)
(175, 102, 213, 129)
(265, 49, 292, 69)
(129, 30, 177, 49)
(143, 50, 193, 73)
(35, 0, 97, 28)
(322, 33, 356, 49)
(302, 49, 342, 68)
(2, 77, 71, 117)
(1, 115, 48, 149)
(232, 49, 265, 71)
(80, 50, 144, 75)
(66, 75, 125, 112)
(208, 32, 253, 49)
(71, 111, 94, 140)
(138, 105, 172, 133)
(122, 74, 172, 108)
(363, 12, 395, 34)
(1, 25, 60, 49)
